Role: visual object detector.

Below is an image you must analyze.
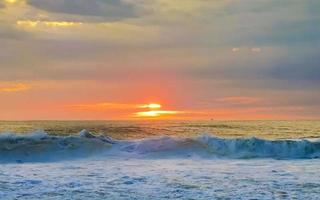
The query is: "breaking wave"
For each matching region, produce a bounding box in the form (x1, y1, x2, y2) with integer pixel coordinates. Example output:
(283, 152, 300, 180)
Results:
(0, 130, 113, 163)
(1, 130, 320, 163)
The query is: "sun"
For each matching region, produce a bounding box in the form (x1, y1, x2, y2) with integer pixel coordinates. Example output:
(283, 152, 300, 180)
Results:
(134, 103, 180, 118)
(135, 110, 179, 118)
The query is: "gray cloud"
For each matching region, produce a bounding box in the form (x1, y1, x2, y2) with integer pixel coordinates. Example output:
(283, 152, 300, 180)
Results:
(250, 19, 320, 46)
(223, 0, 320, 47)
(1, 1, 319, 96)
(0, 37, 178, 81)
(268, 53, 320, 83)
(27, 0, 138, 20)
(0, 24, 32, 40)
(184, 43, 320, 92)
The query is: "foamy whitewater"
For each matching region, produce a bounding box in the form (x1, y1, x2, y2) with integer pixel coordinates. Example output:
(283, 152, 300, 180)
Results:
(1, 130, 320, 163)
(1, 121, 320, 199)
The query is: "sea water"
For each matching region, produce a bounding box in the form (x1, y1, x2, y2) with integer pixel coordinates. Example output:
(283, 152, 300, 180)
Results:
(0, 120, 319, 199)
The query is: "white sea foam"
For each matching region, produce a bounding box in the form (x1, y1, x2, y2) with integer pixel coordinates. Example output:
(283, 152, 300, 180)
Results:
(1, 158, 320, 199)
(1, 126, 320, 199)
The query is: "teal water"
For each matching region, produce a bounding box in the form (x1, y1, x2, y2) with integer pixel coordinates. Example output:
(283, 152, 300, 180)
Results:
(1, 120, 320, 199)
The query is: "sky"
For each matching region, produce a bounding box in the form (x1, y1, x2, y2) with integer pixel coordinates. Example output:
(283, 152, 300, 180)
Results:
(0, 0, 319, 120)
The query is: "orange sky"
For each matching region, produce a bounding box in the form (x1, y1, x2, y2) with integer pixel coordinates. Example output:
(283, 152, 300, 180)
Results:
(0, 0, 319, 120)
(0, 80, 317, 120)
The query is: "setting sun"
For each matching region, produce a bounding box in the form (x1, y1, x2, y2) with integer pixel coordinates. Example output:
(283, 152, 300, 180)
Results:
(135, 110, 180, 118)
(135, 103, 180, 118)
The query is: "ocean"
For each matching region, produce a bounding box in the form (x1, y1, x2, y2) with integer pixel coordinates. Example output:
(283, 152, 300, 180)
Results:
(0, 120, 320, 199)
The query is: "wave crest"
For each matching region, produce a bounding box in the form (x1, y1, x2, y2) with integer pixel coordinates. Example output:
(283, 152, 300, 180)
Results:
(197, 135, 320, 159)
(121, 135, 320, 159)
(0, 130, 320, 163)
(0, 130, 113, 163)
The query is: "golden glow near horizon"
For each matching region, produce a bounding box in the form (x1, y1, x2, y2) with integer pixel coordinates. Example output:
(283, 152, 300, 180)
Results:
(4, 0, 23, 4)
(138, 103, 162, 109)
(70, 102, 180, 118)
(70, 102, 164, 111)
(3, 0, 26, 7)
(70, 102, 136, 111)
(0, 83, 30, 92)
(5, 0, 17, 3)
(135, 110, 180, 118)
(16, 20, 83, 28)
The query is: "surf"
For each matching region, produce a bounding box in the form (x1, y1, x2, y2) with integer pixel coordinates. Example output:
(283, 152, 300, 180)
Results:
(0, 130, 320, 163)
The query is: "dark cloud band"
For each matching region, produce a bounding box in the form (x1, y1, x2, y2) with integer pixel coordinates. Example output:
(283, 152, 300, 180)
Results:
(27, 0, 138, 20)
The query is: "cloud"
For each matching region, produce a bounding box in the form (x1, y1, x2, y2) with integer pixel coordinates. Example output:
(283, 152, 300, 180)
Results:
(0, 0, 319, 119)
(217, 97, 262, 105)
(268, 53, 320, 84)
(0, 83, 30, 92)
(69, 102, 184, 119)
(27, 0, 138, 20)
(0, 24, 27, 39)
(70, 102, 165, 111)
(227, 0, 320, 46)
(69, 102, 139, 111)
(251, 48, 261, 53)
(232, 48, 240, 52)
(16, 20, 83, 27)
(184, 44, 320, 91)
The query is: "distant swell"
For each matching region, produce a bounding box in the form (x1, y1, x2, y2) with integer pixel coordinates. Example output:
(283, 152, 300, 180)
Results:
(1, 130, 320, 163)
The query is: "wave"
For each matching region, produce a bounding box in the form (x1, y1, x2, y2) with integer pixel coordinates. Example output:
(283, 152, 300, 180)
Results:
(120, 135, 320, 159)
(1, 130, 320, 163)
(0, 130, 113, 163)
